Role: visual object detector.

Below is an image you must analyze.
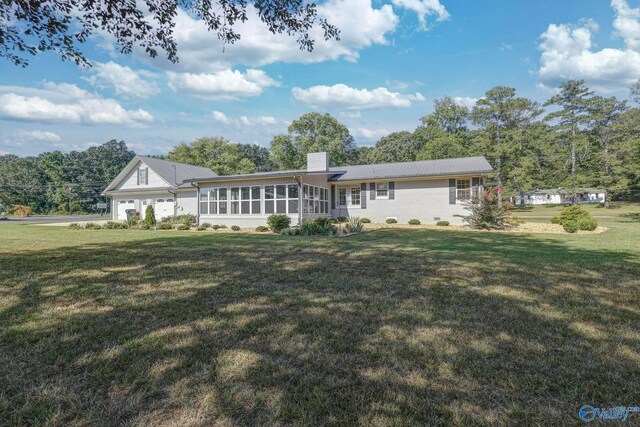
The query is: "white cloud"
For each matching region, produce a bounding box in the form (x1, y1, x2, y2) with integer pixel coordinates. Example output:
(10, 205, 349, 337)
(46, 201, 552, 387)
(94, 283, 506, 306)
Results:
(15, 130, 61, 142)
(0, 83, 153, 127)
(538, 1, 640, 91)
(453, 96, 478, 108)
(84, 61, 159, 98)
(132, 0, 398, 72)
(167, 69, 279, 100)
(240, 115, 277, 126)
(351, 127, 389, 141)
(292, 83, 426, 110)
(212, 111, 277, 127)
(212, 111, 232, 124)
(390, 0, 449, 30)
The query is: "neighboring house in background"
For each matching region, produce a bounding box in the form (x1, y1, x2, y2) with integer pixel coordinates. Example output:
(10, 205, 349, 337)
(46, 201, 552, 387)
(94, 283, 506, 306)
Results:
(187, 153, 493, 226)
(513, 188, 606, 205)
(102, 156, 217, 221)
(104, 153, 493, 225)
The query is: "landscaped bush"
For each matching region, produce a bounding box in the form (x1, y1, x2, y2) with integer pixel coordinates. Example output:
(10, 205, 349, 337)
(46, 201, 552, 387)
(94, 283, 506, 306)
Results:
(255, 225, 269, 232)
(335, 216, 348, 223)
(127, 216, 139, 226)
(267, 214, 291, 233)
(552, 205, 598, 233)
(103, 221, 128, 229)
(156, 223, 173, 230)
(171, 214, 196, 226)
(299, 218, 319, 235)
(345, 217, 364, 234)
(196, 225, 209, 231)
(563, 221, 579, 233)
(408, 218, 421, 225)
(144, 205, 156, 227)
(84, 222, 102, 230)
(140, 223, 152, 230)
(279, 227, 301, 236)
(176, 224, 190, 231)
(576, 217, 598, 231)
(68, 223, 82, 230)
(436, 220, 450, 227)
(231, 225, 240, 231)
(385, 218, 398, 224)
(508, 215, 525, 226)
(11, 205, 33, 217)
(360, 218, 371, 223)
(299, 218, 338, 236)
(462, 187, 509, 230)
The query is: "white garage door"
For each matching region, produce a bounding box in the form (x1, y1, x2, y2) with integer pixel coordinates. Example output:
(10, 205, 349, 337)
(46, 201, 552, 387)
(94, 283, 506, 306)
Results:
(117, 200, 135, 220)
(154, 198, 174, 219)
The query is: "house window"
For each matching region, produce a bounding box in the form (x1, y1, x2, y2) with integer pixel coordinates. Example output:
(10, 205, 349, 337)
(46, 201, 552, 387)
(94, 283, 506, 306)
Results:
(265, 185, 275, 214)
(200, 191, 209, 214)
(230, 187, 240, 214)
(376, 182, 389, 198)
(138, 168, 147, 185)
(456, 179, 471, 201)
(209, 189, 218, 214)
(219, 188, 228, 214)
(251, 186, 261, 214)
(338, 186, 361, 207)
(303, 184, 328, 214)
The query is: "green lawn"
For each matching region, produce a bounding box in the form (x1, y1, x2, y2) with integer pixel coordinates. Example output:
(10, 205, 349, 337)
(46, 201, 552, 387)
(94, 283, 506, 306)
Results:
(1, 221, 639, 425)
(512, 201, 640, 218)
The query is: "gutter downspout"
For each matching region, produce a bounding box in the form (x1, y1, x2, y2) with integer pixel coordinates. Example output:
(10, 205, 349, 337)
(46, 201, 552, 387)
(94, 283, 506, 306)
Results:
(294, 175, 302, 225)
(191, 182, 200, 226)
(168, 187, 178, 217)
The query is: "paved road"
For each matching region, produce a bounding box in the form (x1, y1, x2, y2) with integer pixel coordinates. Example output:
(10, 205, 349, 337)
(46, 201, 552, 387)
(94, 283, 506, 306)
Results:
(0, 214, 107, 224)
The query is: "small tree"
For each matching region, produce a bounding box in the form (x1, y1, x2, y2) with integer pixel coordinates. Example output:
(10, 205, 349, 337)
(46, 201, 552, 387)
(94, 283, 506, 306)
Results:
(144, 205, 156, 227)
(462, 188, 510, 230)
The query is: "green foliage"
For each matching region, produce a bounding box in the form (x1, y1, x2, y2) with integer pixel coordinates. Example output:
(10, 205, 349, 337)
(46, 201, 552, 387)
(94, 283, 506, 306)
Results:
(335, 216, 348, 223)
(255, 226, 269, 232)
(436, 220, 450, 226)
(577, 217, 598, 231)
(84, 222, 102, 230)
(279, 227, 301, 236)
(563, 221, 579, 233)
(10, 205, 33, 216)
(156, 223, 173, 230)
(508, 216, 525, 226)
(68, 223, 81, 230)
(231, 225, 241, 231)
(408, 218, 421, 225)
(267, 214, 291, 233)
(103, 221, 128, 229)
(344, 217, 364, 234)
(385, 218, 398, 224)
(167, 137, 258, 175)
(211, 224, 221, 230)
(144, 206, 156, 227)
(196, 225, 209, 231)
(462, 188, 510, 230)
(170, 214, 196, 226)
(552, 205, 591, 226)
(127, 216, 139, 227)
(176, 224, 190, 231)
(368, 131, 420, 164)
(299, 218, 338, 236)
(360, 218, 371, 223)
(139, 223, 152, 230)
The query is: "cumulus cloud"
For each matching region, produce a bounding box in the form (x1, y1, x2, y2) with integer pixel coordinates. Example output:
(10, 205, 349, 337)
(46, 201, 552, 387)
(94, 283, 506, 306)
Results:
(390, 0, 449, 30)
(537, 0, 640, 92)
(131, 0, 398, 72)
(351, 127, 390, 141)
(453, 96, 478, 108)
(212, 111, 277, 127)
(167, 69, 279, 100)
(292, 83, 426, 110)
(15, 130, 61, 142)
(0, 83, 153, 127)
(212, 111, 232, 124)
(84, 61, 160, 98)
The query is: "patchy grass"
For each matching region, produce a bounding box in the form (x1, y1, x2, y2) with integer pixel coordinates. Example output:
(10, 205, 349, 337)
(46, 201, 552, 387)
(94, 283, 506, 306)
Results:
(0, 222, 639, 425)
(512, 201, 640, 217)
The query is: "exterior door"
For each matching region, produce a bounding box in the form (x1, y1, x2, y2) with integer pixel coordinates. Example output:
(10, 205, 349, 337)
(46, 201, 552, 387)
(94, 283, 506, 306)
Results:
(154, 198, 174, 219)
(117, 200, 135, 220)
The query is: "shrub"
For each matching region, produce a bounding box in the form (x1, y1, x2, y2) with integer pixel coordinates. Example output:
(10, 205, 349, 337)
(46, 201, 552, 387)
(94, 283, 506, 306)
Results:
(156, 223, 173, 230)
(211, 224, 221, 230)
(144, 205, 156, 227)
(160, 216, 173, 223)
(140, 223, 152, 230)
(318, 222, 338, 236)
(436, 220, 450, 227)
(103, 221, 128, 229)
(408, 218, 421, 225)
(68, 223, 82, 230)
(255, 225, 269, 232)
(385, 218, 398, 224)
(508, 216, 525, 226)
(280, 227, 301, 236)
(345, 217, 364, 234)
(577, 217, 598, 231)
(462, 188, 509, 230)
(231, 225, 240, 231)
(172, 214, 196, 226)
(196, 225, 209, 231)
(219, 225, 228, 229)
(563, 221, 579, 233)
(127, 216, 139, 227)
(299, 218, 319, 235)
(360, 217, 371, 223)
(552, 205, 591, 226)
(176, 224, 190, 231)
(336, 216, 348, 223)
(550, 216, 561, 224)
(267, 214, 291, 233)
(84, 222, 102, 230)
(11, 205, 33, 217)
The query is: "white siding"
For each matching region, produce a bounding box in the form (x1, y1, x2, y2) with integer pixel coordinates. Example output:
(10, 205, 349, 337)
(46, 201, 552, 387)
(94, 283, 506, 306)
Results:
(331, 178, 475, 224)
(115, 161, 168, 190)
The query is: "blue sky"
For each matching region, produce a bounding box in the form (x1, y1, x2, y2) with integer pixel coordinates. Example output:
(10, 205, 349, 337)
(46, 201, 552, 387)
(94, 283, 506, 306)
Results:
(1, 0, 639, 156)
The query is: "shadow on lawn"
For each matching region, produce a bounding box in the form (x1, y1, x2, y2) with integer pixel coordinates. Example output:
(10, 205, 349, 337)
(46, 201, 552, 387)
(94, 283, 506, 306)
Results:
(1, 229, 639, 425)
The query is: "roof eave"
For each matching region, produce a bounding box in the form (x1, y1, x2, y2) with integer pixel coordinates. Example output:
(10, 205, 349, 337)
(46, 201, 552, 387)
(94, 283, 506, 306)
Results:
(329, 169, 494, 182)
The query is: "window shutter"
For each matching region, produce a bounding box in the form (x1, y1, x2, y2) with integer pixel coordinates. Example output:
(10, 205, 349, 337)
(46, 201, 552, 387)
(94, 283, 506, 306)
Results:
(331, 185, 336, 210)
(449, 179, 456, 204)
(370, 182, 376, 200)
(360, 183, 367, 209)
(145, 168, 149, 185)
(136, 169, 140, 185)
(389, 182, 395, 200)
(472, 177, 479, 198)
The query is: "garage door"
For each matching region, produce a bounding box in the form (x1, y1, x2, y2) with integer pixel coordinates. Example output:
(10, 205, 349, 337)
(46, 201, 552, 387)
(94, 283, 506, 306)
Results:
(117, 200, 135, 220)
(154, 198, 174, 220)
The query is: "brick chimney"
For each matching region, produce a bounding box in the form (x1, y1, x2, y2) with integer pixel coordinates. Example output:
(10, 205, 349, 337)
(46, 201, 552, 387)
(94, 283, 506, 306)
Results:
(307, 152, 329, 172)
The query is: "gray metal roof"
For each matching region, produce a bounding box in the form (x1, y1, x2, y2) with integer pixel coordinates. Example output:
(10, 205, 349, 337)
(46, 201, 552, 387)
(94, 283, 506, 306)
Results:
(328, 156, 493, 181)
(187, 169, 339, 183)
(137, 156, 217, 187)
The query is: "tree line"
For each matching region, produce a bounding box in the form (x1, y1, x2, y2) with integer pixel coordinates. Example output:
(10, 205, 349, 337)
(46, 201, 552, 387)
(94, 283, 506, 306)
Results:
(1, 79, 639, 214)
